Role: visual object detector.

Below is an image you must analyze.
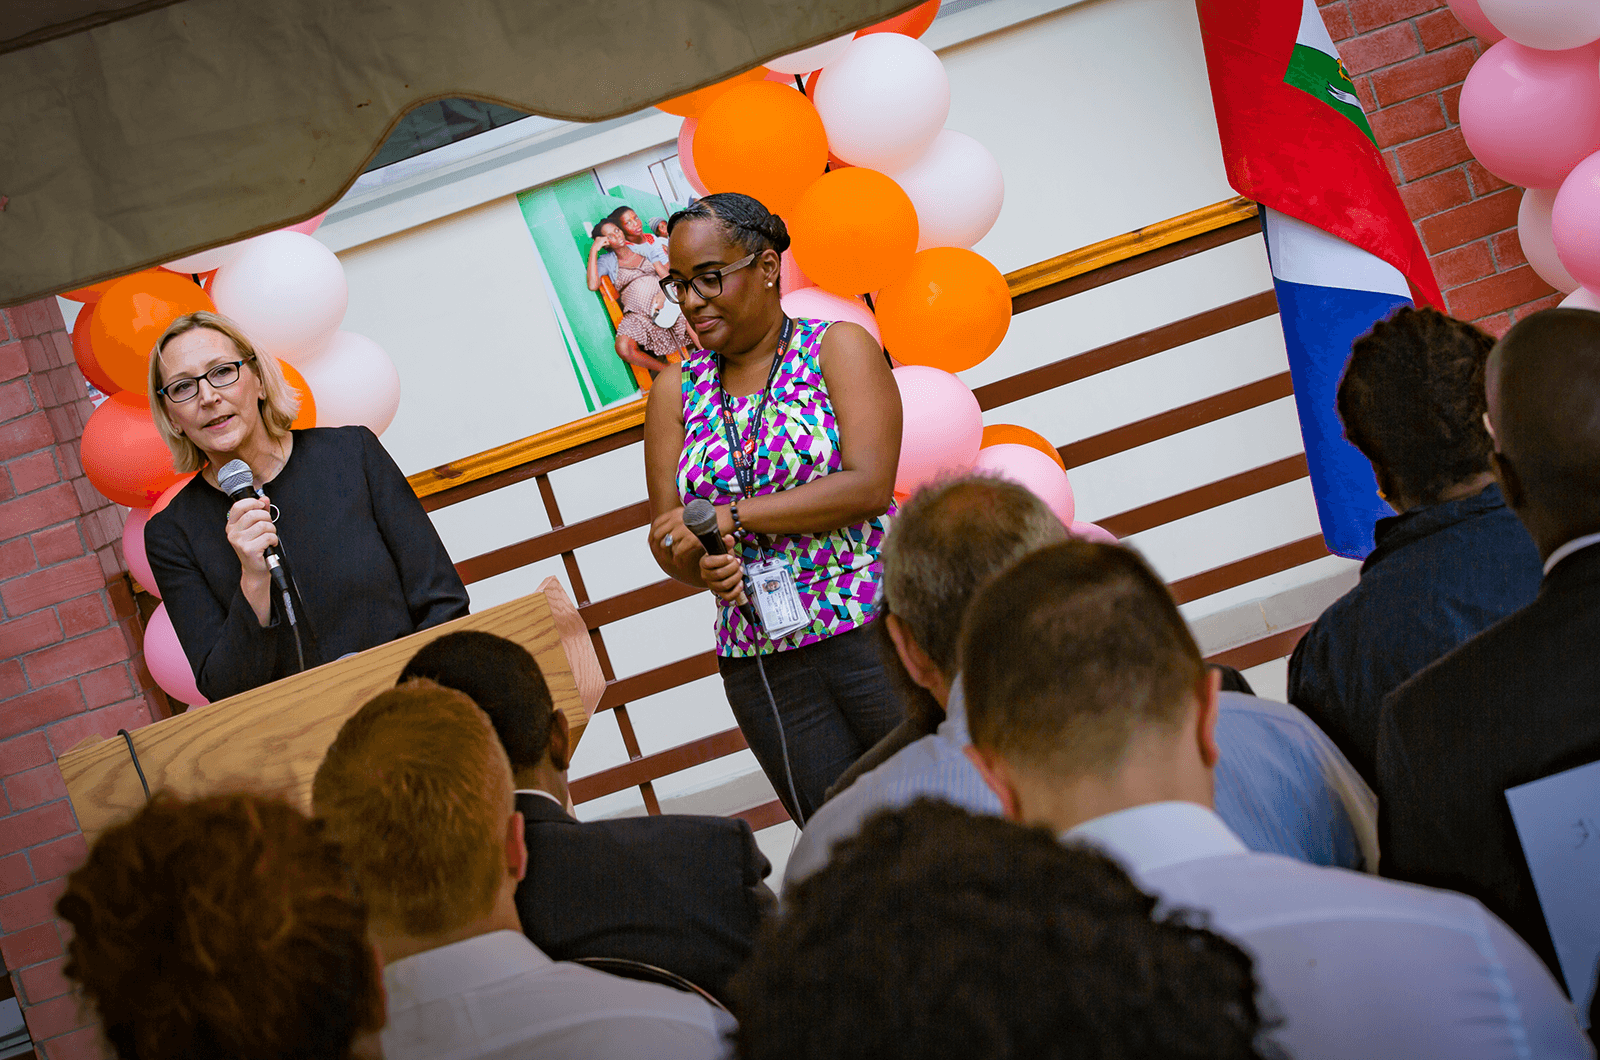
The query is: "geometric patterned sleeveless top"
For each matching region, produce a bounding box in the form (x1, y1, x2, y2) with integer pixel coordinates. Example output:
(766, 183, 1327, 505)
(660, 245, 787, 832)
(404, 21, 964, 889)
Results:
(677, 317, 893, 658)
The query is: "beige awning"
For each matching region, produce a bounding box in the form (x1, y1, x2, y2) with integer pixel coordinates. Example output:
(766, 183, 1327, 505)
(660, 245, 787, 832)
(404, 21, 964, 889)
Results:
(0, 0, 923, 306)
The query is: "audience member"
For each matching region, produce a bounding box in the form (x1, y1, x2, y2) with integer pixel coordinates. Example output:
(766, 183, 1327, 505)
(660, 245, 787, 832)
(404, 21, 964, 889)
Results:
(1289, 307, 1541, 783)
(312, 681, 735, 1060)
(400, 630, 774, 1003)
(961, 540, 1589, 1059)
(56, 793, 384, 1060)
(785, 475, 1376, 887)
(733, 799, 1275, 1060)
(1379, 307, 1600, 992)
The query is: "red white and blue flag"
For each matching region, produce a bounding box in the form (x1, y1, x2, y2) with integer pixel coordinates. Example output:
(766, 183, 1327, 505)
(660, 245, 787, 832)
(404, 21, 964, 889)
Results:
(1197, 0, 1444, 558)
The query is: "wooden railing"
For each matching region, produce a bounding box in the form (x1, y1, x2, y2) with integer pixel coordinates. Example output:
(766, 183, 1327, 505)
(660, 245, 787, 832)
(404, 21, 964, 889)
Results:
(405, 195, 1323, 828)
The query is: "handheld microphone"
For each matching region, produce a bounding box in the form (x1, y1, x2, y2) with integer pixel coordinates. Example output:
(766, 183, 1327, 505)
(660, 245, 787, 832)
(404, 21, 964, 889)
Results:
(217, 459, 287, 588)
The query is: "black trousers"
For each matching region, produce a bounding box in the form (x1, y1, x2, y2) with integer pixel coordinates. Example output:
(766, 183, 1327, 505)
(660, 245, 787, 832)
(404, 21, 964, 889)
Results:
(718, 624, 905, 825)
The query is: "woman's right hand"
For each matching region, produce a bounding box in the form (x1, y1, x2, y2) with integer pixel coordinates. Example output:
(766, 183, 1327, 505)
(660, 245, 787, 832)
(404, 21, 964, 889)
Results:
(226, 495, 279, 577)
(700, 535, 747, 605)
(591, 236, 610, 257)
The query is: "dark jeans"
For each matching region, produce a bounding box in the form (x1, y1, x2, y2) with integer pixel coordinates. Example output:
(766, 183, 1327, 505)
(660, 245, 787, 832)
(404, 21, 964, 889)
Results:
(718, 624, 905, 825)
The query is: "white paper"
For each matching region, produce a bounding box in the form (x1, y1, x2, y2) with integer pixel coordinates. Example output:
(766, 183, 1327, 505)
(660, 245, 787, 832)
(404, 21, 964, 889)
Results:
(1506, 759, 1600, 1025)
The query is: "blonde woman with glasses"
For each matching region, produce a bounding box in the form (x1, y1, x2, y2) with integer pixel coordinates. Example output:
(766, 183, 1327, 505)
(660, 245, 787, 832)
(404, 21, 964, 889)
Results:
(143, 311, 468, 701)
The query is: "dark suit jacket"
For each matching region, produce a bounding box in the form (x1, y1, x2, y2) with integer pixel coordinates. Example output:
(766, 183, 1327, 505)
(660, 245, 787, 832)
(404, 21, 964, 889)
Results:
(1377, 542, 1600, 991)
(513, 792, 775, 1003)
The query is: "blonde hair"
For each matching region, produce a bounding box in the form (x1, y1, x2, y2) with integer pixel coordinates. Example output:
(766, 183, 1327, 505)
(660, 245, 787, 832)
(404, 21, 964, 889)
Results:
(311, 680, 514, 937)
(147, 311, 301, 473)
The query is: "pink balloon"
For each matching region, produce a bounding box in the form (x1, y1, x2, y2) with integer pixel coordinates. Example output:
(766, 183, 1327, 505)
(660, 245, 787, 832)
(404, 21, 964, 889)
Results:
(298, 331, 402, 435)
(972, 443, 1076, 525)
(780, 249, 814, 296)
(893, 365, 981, 495)
(1445, 0, 1505, 44)
(122, 508, 160, 598)
(1560, 286, 1600, 310)
(1553, 151, 1600, 289)
(781, 287, 881, 344)
(1519, 188, 1579, 293)
(1459, 40, 1600, 190)
(144, 603, 207, 707)
(283, 210, 330, 237)
(1068, 521, 1119, 545)
(677, 118, 709, 198)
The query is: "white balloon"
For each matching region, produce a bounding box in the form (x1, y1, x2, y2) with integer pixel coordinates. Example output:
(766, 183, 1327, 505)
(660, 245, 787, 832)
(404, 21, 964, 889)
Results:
(766, 33, 854, 75)
(297, 331, 401, 435)
(210, 231, 348, 365)
(1519, 187, 1580, 293)
(163, 241, 247, 275)
(891, 130, 1005, 251)
(1479, 0, 1600, 51)
(813, 34, 949, 174)
(1560, 286, 1600, 310)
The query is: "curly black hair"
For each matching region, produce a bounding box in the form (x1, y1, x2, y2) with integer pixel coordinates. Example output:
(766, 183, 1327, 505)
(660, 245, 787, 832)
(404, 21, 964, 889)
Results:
(1336, 306, 1496, 507)
(730, 799, 1277, 1060)
(667, 192, 791, 256)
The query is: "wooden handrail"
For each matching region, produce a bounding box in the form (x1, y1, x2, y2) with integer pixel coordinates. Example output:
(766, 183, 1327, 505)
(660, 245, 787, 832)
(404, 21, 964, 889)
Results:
(406, 195, 1263, 503)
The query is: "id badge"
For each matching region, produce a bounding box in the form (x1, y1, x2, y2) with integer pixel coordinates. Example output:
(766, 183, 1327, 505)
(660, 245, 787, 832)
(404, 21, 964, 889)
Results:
(745, 557, 810, 640)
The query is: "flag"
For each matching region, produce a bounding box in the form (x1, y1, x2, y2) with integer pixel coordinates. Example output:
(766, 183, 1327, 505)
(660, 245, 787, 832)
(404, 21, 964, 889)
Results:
(1197, 0, 1444, 559)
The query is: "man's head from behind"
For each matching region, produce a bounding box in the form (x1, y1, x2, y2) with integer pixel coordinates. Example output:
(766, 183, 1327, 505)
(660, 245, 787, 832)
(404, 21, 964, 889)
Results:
(961, 540, 1220, 830)
(879, 474, 1068, 705)
(312, 680, 524, 943)
(1337, 306, 1496, 512)
(729, 799, 1272, 1060)
(398, 631, 566, 781)
(56, 793, 383, 1060)
(1485, 307, 1600, 554)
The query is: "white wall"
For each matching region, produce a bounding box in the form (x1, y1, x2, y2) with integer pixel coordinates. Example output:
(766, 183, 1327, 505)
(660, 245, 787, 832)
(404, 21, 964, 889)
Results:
(320, 0, 1356, 826)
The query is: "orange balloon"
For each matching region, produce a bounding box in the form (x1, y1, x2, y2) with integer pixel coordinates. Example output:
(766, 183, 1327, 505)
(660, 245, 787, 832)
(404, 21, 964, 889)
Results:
(151, 472, 198, 516)
(279, 359, 317, 429)
(81, 392, 183, 508)
(90, 271, 215, 395)
(981, 424, 1066, 472)
(656, 66, 769, 118)
(858, 0, 940, 38)
(59, 279, 117, 303)
(875, 248, 1012, 372)
(789, 168, 919, 296)
(694, 82, 829, 216)
(70, 303, 121, 396)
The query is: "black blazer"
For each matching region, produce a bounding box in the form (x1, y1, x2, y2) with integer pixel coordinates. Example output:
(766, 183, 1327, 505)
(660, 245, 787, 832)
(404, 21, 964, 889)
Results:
(513, 792, 775, 1003)
(1376, 542, 1600, 990)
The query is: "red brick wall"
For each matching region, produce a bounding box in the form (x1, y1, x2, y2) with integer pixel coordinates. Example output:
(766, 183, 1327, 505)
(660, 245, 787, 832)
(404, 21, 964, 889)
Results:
(1325, 0, 1562, 334)
(0, 298, 165, 1060)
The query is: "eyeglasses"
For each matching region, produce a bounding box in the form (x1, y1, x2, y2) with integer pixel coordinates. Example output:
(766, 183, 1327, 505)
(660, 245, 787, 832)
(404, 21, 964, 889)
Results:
(660, 252, 757, 304)
(158, 359, 249, 403)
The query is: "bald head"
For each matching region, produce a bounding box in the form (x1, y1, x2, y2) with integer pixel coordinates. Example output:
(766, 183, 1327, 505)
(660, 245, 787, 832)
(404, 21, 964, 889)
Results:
(1486, 308, 1600, 554)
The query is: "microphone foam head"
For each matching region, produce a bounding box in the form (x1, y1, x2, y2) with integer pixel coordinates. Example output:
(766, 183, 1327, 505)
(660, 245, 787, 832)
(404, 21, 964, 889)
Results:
(682, 498, 719, 538)
(217, 459, 254, 497)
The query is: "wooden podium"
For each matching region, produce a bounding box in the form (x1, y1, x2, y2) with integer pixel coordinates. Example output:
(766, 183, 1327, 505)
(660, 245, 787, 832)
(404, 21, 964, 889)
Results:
(58, 579, 604, 848)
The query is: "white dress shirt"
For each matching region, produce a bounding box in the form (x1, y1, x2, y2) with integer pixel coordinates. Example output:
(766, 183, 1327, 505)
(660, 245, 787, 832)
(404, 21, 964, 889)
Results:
(1066, 802, 1592, 1060)
(380, 930, 736, 1060)
(1543, 531, 1600, 576)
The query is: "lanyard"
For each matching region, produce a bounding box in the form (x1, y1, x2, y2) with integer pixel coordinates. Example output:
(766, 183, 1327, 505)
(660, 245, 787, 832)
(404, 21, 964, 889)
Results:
(716, 316, 793, 499)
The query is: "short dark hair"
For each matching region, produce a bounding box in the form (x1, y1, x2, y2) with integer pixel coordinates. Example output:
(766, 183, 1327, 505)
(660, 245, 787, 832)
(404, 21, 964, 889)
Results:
(729, 799, 1274, 1060)
(961, 541, 1202, 775)
(668, 192, 791, 256)
(57, 793, 382, 1060)
(399, 630, 555, 772)
(1336, 306, 1495, 507)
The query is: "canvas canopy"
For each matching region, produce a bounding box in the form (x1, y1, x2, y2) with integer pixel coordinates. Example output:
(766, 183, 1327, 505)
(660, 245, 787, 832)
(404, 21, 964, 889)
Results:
(0, 0, 922, 306)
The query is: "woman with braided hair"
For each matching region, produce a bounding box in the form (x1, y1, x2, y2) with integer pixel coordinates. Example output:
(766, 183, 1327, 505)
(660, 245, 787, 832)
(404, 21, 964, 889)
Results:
(643, 192, 906, 823)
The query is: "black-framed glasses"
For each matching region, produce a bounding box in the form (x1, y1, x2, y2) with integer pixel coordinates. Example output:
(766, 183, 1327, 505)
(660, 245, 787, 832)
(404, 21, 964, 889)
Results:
(157, 359, 250, 403)
(660, 252, 757, 304)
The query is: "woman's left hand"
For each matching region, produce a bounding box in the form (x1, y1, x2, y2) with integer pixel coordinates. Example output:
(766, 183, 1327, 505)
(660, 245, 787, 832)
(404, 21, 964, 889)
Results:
(700, 535, 746, 605)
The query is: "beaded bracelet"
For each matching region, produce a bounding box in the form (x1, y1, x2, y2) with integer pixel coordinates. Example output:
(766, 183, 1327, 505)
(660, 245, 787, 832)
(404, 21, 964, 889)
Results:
(731, 500, 744, 535)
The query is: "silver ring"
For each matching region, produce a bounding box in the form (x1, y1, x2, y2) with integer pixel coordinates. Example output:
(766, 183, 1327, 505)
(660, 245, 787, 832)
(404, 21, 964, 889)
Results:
(662, 533, 674, 549)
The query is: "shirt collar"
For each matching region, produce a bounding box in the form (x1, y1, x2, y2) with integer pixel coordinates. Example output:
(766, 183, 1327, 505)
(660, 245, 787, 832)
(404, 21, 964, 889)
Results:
(384, 930, 550, 1007)
(1063, 801, 1247, 877)
(514, 788, 567, 811)
(936, 675, 972, 747)
(1543, 531, 1600, 576)
(1366, 484, 1505, 572)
